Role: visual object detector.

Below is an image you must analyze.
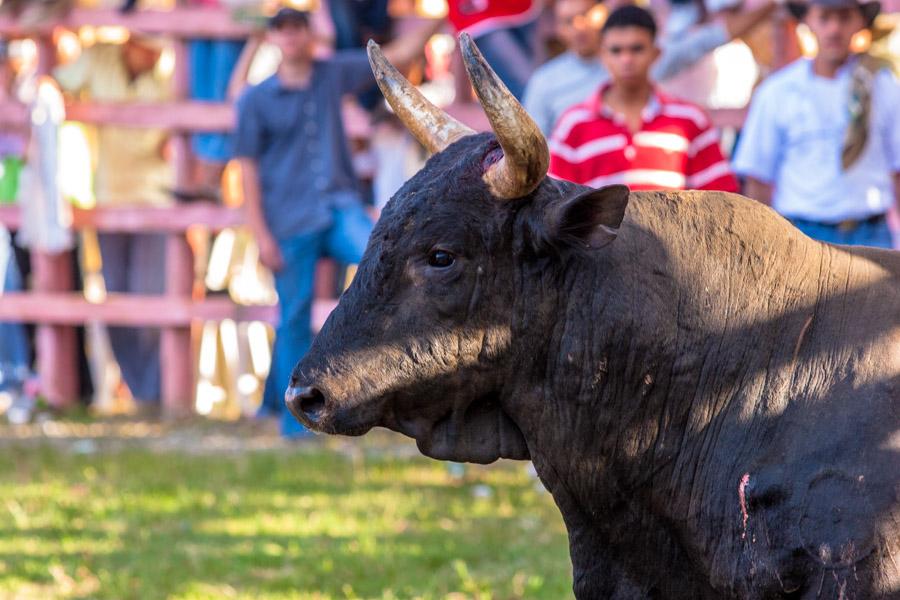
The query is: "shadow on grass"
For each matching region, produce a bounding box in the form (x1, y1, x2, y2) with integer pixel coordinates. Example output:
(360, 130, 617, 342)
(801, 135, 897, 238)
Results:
(0, 443, 572, 599)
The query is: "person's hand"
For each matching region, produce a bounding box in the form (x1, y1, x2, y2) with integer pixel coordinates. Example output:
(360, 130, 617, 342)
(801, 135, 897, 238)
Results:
(257, 232, 284, 273)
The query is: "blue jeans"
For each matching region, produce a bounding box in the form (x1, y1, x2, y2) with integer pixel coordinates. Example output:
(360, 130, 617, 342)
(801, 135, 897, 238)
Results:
(262, 204, 373, 437)
(790, 216, 894, 249)
(473, 21, 538, 101)
(0, 251, 29, 369)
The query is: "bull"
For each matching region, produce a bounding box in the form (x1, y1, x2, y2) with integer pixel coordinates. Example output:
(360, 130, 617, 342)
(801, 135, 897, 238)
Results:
(285, 34, 900, 599)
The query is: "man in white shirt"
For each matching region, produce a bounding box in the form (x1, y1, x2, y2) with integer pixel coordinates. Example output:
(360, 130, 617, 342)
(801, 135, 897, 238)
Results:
(733, 0, 898, 248)
(523, 0, 777, 136)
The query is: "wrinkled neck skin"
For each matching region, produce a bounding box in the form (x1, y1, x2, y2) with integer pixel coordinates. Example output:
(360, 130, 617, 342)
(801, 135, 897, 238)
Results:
(506, 191, 900, 597)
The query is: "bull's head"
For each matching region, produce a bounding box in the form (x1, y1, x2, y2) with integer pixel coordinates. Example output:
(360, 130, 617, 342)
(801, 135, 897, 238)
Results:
(285, 34, 630, 464)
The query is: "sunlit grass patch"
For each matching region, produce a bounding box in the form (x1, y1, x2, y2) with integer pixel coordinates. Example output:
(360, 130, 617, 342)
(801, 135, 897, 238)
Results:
(0, 440, 571, 599)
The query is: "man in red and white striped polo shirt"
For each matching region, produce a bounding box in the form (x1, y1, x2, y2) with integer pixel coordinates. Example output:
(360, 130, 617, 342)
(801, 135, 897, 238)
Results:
(548, 5, 738, 193)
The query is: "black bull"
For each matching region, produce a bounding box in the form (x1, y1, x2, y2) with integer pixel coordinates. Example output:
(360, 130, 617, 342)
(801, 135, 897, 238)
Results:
(284, 41, 900, 599)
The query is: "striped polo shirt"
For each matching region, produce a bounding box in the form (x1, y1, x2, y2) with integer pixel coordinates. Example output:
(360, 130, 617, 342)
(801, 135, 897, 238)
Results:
(548, 85, 739, 193)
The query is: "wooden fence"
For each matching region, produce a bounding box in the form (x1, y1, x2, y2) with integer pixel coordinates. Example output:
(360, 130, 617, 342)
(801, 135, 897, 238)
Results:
(0, 4, 792, 415)
(0, 7, 261, 415)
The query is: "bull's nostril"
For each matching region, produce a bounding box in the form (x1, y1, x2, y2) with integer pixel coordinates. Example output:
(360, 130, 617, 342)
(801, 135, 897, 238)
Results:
(285, 385, 327, 424)
(299, 387, 326, 419)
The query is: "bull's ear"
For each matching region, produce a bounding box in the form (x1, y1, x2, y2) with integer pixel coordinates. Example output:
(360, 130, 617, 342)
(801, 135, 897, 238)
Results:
(549, 184, 630, 250)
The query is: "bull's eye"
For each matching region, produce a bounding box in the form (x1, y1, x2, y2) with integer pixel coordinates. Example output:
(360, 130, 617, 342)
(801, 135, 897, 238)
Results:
(427, 250, 455, 268)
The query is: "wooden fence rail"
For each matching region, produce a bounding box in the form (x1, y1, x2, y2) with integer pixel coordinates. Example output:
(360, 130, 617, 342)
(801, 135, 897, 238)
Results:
(0, 4, 760, 415)
(0, 203, 245, 233)
(0, 293, 277, 326)
(0, 7, 254, 414)
(0, 202, 277, 414)
(0, 7, 253, 39)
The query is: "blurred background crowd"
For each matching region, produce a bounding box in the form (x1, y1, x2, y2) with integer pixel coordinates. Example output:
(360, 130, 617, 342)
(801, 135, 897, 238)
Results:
(0, 0, 897, 436)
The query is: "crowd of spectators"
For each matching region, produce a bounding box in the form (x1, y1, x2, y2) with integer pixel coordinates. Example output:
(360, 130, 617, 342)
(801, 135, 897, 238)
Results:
(0, 0, 897, 432)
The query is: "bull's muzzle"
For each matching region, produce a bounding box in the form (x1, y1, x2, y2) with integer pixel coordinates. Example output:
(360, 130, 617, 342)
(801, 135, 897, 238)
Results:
(284, 385, 327, 429)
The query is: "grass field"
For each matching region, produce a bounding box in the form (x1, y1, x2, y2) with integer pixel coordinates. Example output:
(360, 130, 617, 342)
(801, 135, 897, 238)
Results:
(0, 428, 572, 600)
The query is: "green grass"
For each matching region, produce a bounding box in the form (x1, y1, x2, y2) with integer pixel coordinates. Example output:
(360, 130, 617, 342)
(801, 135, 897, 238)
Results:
(0, 440, 572, 599)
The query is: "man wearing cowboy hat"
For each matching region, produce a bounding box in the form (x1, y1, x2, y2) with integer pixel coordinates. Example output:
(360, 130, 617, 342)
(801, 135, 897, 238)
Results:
(732, 0, 899, 248)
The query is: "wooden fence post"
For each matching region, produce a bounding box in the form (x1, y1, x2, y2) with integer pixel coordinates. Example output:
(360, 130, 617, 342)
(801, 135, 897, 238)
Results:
(31, 35, 80, 408)
(33, 251, 79, 408)
(160, 37, 195, 417)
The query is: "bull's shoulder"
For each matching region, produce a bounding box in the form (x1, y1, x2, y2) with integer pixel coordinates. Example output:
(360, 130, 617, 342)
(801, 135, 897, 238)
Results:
(626, 189, 786, 227)
(621, 189, 805, 257)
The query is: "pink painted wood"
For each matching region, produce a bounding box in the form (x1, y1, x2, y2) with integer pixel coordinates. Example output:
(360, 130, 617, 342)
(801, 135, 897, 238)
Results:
(0, 293, 277, 326)
(0, 204, 245, 233)
(160, 37, 197, 417)
(0, 100, 233, 130)
(31, 252, 80, 409)
(0, 7, 253, 39)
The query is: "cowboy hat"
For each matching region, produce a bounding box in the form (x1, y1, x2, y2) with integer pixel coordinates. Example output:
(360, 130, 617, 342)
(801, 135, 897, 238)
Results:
(787, 0, 880, 28)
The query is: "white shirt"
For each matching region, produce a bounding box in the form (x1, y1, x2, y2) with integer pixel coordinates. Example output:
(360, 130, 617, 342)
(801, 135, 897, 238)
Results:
(524, 23, 730, 136)
(732, 57, 900, 223)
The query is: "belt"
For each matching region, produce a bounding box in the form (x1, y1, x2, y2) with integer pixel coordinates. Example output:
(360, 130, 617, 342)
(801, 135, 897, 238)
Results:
(793, 213, 886, 233)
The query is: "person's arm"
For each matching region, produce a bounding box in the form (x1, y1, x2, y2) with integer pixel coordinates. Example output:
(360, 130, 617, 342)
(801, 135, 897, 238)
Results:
(719, 1, 777, 39)
(311, 0, 336, 55)
(744, 176, 774, 205)
(239, 158, 284, 272)
(381, 18, 444, 72)
(653, 2, 775, 82)
(227, 33, 264, 102)
(331, 18, 443, 96)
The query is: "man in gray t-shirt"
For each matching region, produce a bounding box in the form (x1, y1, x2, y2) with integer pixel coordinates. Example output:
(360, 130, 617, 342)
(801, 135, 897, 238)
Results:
(523, 0, 777, 136)
(234, 8, 440, 436)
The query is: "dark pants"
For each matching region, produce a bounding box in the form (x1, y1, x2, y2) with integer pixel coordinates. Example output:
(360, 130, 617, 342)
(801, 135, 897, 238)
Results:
(260, 204, 373, 437)
(98, 233, 166, 402)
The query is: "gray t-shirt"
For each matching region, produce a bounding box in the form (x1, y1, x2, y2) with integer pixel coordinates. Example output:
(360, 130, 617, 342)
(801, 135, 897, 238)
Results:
(234, 50, 374, 240)
(523, 22, 730, 136)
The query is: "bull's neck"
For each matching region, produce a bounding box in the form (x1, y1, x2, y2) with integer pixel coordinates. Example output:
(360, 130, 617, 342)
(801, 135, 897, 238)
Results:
(509, 198, 821, 512)
(513, 245, 693, 475)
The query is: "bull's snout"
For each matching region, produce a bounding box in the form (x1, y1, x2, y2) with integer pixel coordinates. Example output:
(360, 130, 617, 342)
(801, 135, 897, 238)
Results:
(284, 385, 327, 427)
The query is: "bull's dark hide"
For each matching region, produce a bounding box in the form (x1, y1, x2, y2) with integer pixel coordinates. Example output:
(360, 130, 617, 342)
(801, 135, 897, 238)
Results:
(288, 133, 900, 599)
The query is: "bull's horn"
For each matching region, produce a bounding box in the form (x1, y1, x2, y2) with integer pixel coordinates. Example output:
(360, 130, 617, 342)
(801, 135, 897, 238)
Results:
(367, 40, 474, 155)
(459, 33, 549, 200)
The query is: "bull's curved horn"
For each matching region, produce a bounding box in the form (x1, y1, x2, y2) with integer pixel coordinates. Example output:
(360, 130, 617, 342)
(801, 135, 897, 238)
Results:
(367, 40, 474, 154)
(459, 33, 549, 200)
